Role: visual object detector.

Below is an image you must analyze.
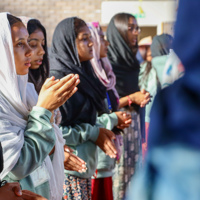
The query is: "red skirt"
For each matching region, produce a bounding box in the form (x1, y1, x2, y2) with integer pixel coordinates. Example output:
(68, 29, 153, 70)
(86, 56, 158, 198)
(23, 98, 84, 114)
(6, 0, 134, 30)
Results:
(91, 177, 113, 200)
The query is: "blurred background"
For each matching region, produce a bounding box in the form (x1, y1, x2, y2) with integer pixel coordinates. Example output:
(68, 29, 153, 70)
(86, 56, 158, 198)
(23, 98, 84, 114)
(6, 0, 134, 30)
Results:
(0, 0, 177, 45)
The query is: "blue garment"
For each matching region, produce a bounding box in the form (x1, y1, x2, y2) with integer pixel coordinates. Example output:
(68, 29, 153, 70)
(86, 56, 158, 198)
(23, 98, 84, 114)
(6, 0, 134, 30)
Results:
(127, 0, 200, 199)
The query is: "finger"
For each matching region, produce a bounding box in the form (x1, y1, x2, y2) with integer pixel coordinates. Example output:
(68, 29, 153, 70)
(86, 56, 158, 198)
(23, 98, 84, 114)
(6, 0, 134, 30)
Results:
(43, 76, 58, 88)
(118, 124, 130, 128)
(141, 89, 146, 94)
(69, 154, 87, 167)
(64, 145, 74, 153)
(22, 190, 47, 200)
(12, 184, 22, 197)
(64, 157, 86, 171)
(51, 74, 75, 91)
(62, 87, 78, 102)
(64, 162, 86, 172)
(105, 140, 117, 156)
(105, 130, 116, 140)
(125, 119, 132, 124)
(60, 78, 79, 98)
(104, 142, 117, 158)
(59, 74, 80, 92)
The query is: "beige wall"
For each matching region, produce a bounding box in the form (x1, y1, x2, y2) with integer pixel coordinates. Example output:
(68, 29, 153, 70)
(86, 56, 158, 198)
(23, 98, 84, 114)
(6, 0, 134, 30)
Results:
(0, 0, 103, 45)
(0, 0, 175, 45)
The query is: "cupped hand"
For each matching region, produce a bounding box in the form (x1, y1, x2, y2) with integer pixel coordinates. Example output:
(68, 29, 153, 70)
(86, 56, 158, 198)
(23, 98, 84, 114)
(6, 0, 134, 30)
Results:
(0, 182, 23, 200)
(36, 74, 80, 112)
(115, 111, 132, 129)
(63, 145, 87, 173)
(95, 128, 117, 158)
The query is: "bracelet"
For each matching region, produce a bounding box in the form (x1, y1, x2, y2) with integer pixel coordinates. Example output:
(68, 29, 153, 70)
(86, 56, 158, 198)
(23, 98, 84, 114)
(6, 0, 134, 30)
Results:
(0, 180, 7, 188)
(126, 95, 132, 106)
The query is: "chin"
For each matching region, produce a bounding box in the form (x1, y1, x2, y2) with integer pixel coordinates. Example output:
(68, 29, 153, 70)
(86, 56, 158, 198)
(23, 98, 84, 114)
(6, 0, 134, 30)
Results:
(30, 65, 40, 70)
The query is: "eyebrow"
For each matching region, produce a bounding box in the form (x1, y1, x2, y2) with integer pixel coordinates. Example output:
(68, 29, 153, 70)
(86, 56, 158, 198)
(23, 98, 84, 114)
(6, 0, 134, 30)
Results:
(28, 38, 45, 42)
(82, 33, 90, 36)
(16, 38, 25, 42)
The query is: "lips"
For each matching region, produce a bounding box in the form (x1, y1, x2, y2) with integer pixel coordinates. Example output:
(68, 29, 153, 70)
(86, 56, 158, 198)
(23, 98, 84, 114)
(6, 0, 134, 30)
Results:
(35, 60, 43, 65)
(25, 59, 31, 67)
(89, 49, 93, 54)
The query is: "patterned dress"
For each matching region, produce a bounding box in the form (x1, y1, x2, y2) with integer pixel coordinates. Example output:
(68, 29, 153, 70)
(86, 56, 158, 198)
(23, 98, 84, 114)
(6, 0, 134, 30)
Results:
(63, 174, 91, 200)
(113, 108, 142, 200)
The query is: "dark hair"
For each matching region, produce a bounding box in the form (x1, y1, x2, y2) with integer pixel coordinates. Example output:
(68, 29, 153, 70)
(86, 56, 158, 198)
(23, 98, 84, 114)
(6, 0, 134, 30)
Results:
(113, 13, 138, 55)
(74, 17, 87, 38)
(27, 19, 49, 94)
(7, 14, 22, 26)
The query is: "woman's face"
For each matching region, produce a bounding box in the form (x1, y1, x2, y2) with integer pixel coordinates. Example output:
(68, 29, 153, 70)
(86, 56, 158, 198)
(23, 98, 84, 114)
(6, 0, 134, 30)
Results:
(11, 22, 32, 75)
(99, 29, 109, 58)
(28, 29, 45, 70)
(127, 17, 140, 47)
(76, 25, 93, 62)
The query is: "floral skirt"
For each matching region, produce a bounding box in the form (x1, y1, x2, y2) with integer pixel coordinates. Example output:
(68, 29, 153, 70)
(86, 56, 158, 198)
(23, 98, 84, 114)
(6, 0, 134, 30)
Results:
(112, 108, 142, 200)
(63, 174, 91, 200)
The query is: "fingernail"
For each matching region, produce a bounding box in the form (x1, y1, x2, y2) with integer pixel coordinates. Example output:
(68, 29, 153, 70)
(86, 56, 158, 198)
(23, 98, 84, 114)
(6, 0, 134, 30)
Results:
(78, 170, 83, 173)
(82, 164, 86, 167)
(18, 190, 22, 196)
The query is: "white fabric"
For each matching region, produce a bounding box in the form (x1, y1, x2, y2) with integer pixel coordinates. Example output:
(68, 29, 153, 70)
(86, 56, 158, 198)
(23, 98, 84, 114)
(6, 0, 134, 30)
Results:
(88, 22, 119, 100)
(0, 12, 65, 200)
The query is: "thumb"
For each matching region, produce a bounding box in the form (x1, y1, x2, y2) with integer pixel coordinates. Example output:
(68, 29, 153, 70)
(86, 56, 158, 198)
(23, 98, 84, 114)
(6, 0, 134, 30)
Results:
(13, 185, 22, 197)
(141, 89, 146, 94)
(64, 145, 74, 153)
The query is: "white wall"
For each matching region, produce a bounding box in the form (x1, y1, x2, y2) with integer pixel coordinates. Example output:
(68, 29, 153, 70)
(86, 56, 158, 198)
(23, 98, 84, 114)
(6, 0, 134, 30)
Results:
(101, 1, 177, 34)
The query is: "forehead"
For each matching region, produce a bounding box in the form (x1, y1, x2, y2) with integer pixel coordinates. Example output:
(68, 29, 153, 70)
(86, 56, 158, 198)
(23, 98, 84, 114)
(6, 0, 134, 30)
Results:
(128, 17, 137, 25)
(29, 29, 45, 39)
(11, 22, 29, 40)
(78, 25, 90, 35)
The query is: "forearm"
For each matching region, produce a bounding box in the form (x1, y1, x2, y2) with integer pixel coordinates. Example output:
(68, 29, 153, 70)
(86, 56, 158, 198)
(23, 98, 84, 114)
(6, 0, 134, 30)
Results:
(9, 106, 56, 180)
(61, 123, 100, 146)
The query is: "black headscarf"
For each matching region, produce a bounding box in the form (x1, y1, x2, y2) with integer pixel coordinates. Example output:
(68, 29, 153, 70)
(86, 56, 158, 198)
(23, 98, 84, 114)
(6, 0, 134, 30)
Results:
(0, 143, 3, 173)
(106, 16, 140, 97)
(151, 34, 173, 58)
(49, 17, 107, 126)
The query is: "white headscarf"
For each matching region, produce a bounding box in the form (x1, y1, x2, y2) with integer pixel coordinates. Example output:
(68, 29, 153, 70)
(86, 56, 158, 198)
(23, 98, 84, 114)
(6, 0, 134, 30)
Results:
(0, 12, 65, 200)
(88, 22, 119, 100)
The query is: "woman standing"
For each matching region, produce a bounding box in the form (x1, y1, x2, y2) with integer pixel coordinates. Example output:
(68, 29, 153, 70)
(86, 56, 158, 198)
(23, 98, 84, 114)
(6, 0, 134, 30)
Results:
(0, 13, 79, 199)
(20, 16, 87, 172)
(49, 17, 119, 200)
(107, 13, 149, 200)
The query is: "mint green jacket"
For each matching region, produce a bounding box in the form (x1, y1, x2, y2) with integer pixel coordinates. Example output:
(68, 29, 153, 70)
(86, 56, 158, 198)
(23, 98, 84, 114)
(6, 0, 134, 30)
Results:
(61, 112, 118, 179)
(4, 106, 55, 199)
(94, 113, 118, 178)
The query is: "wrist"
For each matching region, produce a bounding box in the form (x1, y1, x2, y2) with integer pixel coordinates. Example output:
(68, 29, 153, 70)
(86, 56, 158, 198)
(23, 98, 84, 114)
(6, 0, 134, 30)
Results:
(126, 95, 133, 106)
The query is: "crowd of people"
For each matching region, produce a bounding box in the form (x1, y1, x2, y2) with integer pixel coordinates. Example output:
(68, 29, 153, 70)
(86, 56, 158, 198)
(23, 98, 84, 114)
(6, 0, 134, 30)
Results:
(0, 0, 199, 199)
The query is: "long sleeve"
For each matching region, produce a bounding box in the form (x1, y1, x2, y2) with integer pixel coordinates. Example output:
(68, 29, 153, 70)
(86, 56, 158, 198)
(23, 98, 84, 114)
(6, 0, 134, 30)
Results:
(7, 106, 55, 180)
(96, 112, 118, 130)
(60, 123, 100, 146)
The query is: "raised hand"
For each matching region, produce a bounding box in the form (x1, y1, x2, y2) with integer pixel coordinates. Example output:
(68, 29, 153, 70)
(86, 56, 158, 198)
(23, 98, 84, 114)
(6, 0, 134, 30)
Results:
(63, 145, 87, 173)
(36, 74, 80, 112)
(95, 128, 117, 158)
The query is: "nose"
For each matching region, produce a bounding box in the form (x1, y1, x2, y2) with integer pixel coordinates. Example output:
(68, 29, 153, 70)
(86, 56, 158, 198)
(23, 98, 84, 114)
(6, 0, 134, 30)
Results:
(88, 38, 93, 47)
(38, 44, 45, 56)
(25, 44, 33, 57)
(105, 40, 110, 47)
